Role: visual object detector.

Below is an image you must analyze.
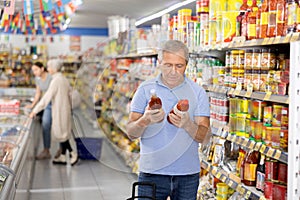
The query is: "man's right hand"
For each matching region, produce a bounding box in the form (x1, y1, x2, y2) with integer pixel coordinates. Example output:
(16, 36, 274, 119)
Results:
(143, 106, 165, 125)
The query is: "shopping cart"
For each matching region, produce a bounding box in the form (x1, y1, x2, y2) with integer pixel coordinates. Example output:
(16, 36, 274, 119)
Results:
(127, 181, 156, 200)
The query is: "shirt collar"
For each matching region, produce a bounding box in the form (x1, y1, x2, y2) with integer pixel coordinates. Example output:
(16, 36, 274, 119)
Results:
(155, 73, 187, 90)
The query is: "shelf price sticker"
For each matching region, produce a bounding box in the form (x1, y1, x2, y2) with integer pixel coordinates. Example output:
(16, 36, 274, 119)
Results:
(236, 184, 245, 194)
(267, 37, 275, 45)
(290, 32, 300, 42)
(234, 83, 242, 95)
(283, 34, 292, 43)
(245, 191, 252, 199)
(248, 140, 255, 149)
(285, 97, 289, 104)
(228, 88, 235, 95)
(262, 38, 270, 45)
(245, 83, 253, 98)
(216, 172, 222, 179)
(242, 138, 249, 146)
(260, 144, 267, 154)
(266, 148, 275, 157)
(274, 36, 282, 44)
(221, 174, 227, 182)
(227, 180, 234, 188)
(254, 142, 262, 151)
(274, 150, 282, 160)
(263, 91, 272, 101)
(259, 196, 267, 200)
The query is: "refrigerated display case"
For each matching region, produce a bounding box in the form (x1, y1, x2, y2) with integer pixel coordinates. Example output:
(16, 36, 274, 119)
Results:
(0, 88, 41, 200)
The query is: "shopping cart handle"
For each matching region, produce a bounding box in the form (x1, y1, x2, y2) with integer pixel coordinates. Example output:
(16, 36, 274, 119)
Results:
(127, 181, 156, 200)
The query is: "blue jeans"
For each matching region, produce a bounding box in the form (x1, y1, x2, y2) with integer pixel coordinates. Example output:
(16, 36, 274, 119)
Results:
(138, 172, 199, 200)
(42, 103, 52, 149)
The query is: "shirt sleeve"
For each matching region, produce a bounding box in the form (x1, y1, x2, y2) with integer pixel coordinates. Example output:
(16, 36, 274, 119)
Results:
(130, 86, 148, 114)
(194, 88, 210, 117)
(33, 80, 57, 114)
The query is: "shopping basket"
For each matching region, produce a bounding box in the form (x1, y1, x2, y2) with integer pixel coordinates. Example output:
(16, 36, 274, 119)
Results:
(127, 181, 156, 200)
(72, 112, 103, 160)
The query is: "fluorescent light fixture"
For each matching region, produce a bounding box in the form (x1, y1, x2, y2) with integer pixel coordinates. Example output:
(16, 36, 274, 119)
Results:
(135, 0, 196, 26)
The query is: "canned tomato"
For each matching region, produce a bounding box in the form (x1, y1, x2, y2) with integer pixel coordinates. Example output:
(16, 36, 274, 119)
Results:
(264, 181, 274, 199)
(265, 158, 278, 181)
(278, 163, 288, 185)
(273, 184, 287, 200)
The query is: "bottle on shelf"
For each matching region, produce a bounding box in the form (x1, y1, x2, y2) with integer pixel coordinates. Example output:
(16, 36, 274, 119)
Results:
(167, 99, 189, 124)
(259, 0, 269, 38)
(148, 89, 162, 110)
(247, 0, 259, 40)
(256, 154, 266, 192)
(243, 150, 259, 186)
(236, 0, 250, 37)
(267, 0, 277, 37)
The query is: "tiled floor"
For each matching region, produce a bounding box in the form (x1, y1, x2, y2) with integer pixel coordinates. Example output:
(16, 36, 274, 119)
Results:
(28, 111, 137, 200)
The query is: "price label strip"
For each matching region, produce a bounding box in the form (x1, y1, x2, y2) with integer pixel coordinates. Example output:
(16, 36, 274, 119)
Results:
(285, 97, 289, 104)
(245, 191, 252, 199)
(274, 150, 282, 160)
(245, 83, 253, 98)
(227, 180, 234, 188)
(228, 88, 235, 95)
(234, 83, 242, 95)
(260, 144, 267, 154)
(273, 36, 282, 44)
(267, 37, 275, 45)
(263, 91, 272, 101)
(266, 148, 275, 157)
(248, 140, 255, 149)
(290, 32, 300, 42)
(216, 172, 222, 179)
(221, 174, 227, 182)
(242, 138, 249, 147)
(283, 34, 292, 43)
(254, 142, 262, 151)
(262, 38, 270, 45)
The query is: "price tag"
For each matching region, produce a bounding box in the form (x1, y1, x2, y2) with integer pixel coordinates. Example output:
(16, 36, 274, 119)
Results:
(259, 196, 267, 200)
(262, 38, 270, 45)
(245, 191, 252, 199)
(216, 172, 222, 179)
(283, 34, 292, 43)
(245, 83, 253, 97)
(242, 138, 249, 146)
(249, 39, 257, 46)
(228, 88, 235, 95)
(227, 180, 234, 187)
(264, 91, 272, 101)
(238, 136, 243, 144)
(234, 83, 242, 95)
(266, 148, 275, 157)
(274, 150, 281, 160)
(290, 32, 300, 42)
(217, 126, 224, 136)
(236, 184, 242, 193)
(274, 36, 282, 44)
(260, 144, 267, 153)
(267, 37, 275, 44)
(254, 142, 262, 151)
(221, 175, 227, 182)
(285, 97, 290, 104)
(211, 167, 217, 175)
(248, 140, 255, 149)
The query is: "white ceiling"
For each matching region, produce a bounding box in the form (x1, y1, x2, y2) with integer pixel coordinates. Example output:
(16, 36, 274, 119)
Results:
(68, 0, 195, 28)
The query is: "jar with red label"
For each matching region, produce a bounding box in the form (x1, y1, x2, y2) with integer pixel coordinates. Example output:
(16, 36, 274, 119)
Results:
(273, 184, 287, 200)
(264, 181, 274, 199)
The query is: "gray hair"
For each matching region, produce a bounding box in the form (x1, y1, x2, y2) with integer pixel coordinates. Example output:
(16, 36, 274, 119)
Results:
(158, 40, 189, 64)
(47, 59, 63, 72)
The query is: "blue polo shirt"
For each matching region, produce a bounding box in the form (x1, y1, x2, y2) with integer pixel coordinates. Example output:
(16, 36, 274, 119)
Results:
(130, 74, 210, 175)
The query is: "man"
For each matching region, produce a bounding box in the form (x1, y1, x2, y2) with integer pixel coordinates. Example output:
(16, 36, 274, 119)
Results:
(126, 40, 210, 200)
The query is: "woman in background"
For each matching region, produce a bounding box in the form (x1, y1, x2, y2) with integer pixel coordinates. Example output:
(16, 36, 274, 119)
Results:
(29, 59, 78, 166)
(25, 61, 52, 160)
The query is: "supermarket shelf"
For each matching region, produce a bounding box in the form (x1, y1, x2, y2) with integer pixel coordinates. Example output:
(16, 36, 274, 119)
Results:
(205, 85, 289, 104)
(221, 33, 300, 49)
(200, 159, 265, 200)
(227, 134, 288, 164)
(114, 52, 157, 59)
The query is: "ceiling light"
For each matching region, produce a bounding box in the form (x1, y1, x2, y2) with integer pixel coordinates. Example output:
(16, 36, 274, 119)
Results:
(135, 0, 196, 26)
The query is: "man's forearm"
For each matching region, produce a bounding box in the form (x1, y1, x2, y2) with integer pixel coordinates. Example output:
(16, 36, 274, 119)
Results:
(126, 116, 150, 140)
(184, 119, 209, 143)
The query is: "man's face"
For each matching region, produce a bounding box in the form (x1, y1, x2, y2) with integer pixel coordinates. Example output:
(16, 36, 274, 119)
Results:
(159, 51, 186, 88)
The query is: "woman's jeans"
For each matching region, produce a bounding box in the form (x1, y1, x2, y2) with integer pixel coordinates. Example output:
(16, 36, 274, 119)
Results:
(42, 103, 52, 149)
(138, 172, 199, 200)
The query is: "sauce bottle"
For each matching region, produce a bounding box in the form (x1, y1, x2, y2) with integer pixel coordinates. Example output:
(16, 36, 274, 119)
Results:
(167, 99, 189, 124)
(236, 0, 249, 37)
(247, 0, 259, 40)
(148, 89, 162, 110)
(243, 150, 259, 186)
(256, 154, 266, 192)
(275, 0, 286, 36)
(259, 0, 269, 38)
(267, 0, 277, 37)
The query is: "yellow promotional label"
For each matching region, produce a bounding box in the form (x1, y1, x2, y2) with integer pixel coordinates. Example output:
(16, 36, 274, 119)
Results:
(297, 7, 300, 23)
(248, 24, 256, 37)
(260, 12, 269, 25)
(227, 0, 243, 11)
(222, 11, 239, 42)
(244, 163, 258, 181)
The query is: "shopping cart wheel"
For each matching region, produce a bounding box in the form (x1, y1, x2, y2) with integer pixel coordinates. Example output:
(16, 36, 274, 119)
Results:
(127, 181, 156, 200)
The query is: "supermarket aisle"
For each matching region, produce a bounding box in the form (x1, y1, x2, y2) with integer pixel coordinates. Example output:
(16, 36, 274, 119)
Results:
(28, 111, 138, 200)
